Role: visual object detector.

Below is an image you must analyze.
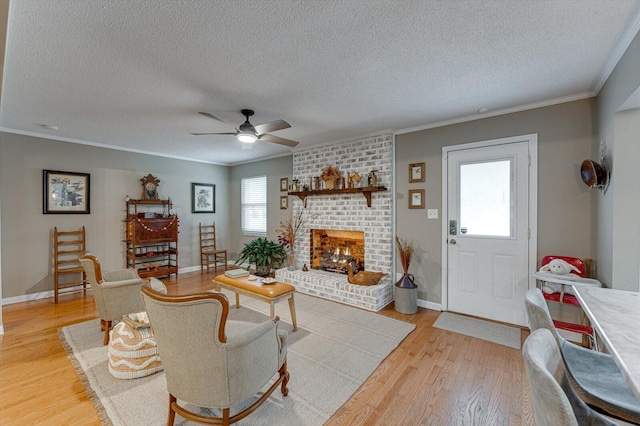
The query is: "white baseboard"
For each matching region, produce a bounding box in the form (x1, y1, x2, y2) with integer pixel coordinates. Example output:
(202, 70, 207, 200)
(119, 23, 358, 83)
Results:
(417, 298, 442, 311)
(2, 289, 56, 305)
(0, 264, 227, 306)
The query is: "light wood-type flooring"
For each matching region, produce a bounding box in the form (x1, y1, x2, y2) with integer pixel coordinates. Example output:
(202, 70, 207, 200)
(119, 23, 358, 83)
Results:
(0, 270, 534, 425)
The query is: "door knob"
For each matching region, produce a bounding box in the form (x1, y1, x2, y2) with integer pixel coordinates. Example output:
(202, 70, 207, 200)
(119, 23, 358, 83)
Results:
(449, 239, 456, 245)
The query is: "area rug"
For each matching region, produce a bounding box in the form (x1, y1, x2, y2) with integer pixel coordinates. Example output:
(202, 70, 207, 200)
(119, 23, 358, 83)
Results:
(433, 312, 521, 349)
(59, 292, 415, 425)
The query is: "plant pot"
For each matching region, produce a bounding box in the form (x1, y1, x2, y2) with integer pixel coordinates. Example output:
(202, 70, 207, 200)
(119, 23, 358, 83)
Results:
(395, 273, 418, 314)
(255, 264, 271, 277)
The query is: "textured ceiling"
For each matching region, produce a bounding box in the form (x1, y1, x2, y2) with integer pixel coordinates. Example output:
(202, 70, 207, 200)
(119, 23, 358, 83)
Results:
(1, 1, 640, 165)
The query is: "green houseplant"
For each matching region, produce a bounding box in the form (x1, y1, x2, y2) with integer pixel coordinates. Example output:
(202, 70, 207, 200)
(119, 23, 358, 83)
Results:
(235, 237, 286, 277)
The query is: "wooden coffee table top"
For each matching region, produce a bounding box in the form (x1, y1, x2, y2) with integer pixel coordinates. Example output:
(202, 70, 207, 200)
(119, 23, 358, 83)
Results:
(213, 274, 295, 299)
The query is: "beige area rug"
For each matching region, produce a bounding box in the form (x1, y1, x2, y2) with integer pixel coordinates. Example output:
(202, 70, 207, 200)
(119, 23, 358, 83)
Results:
(433, 312, 522, 349)
(59, 291, 415, 426)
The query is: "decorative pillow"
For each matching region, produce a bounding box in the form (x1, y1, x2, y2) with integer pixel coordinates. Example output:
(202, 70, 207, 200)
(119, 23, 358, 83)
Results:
(108, 321, 163, 379)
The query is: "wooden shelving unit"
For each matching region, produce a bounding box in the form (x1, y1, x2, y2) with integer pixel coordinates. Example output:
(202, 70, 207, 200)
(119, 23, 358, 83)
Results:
(125, 199, 178, 278)
(288, 186, 387, 208)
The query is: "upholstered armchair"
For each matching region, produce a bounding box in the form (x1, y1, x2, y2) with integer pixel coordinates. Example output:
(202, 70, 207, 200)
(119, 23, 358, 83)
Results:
(80, 253, 166, 345)
(141, 285, 289, 426)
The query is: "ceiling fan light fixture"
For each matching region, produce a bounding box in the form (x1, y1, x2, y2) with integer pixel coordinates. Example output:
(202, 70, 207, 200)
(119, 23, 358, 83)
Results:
(237, 133, 257, 143)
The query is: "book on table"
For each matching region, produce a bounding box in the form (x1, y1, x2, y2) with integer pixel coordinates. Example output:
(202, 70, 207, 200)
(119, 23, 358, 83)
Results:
(122, 311, 150, 329)
(225, 269, 250, 279)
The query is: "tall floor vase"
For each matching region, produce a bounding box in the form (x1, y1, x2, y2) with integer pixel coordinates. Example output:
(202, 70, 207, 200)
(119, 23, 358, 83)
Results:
(395, 273, 418, 314)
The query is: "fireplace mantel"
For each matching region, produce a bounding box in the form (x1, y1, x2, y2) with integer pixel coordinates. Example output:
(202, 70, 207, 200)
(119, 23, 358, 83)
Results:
(288, 186, 387, 208)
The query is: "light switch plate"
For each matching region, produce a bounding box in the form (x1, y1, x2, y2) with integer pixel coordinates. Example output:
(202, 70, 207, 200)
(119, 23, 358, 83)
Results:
(427, 209, 438, 219)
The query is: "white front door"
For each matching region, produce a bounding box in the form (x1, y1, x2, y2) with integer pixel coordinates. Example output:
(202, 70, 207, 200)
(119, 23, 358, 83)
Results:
(444, 135, 536, 326)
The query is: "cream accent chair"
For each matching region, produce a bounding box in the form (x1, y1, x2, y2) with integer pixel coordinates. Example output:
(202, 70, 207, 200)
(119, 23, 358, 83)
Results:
(80, 253, 166, 345)
(141, 285, 289, 426)
(523, 329, 616, 426)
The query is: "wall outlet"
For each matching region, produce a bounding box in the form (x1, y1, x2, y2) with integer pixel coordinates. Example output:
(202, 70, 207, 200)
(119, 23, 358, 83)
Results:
(427, 209, 438, 219)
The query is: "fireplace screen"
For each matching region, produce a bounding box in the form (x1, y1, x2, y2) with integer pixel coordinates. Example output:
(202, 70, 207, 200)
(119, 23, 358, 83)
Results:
(310, 229, 365, 274)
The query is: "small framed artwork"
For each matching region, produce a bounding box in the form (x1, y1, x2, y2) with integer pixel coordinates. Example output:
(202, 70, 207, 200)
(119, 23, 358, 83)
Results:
(409, 162, 425, 183)
(191, 182, 215, 213)
(280, 196, 288, 210)
(408, 189, 425, 209)
(43, 170, 90, 214)
(280, 177, 289, 192)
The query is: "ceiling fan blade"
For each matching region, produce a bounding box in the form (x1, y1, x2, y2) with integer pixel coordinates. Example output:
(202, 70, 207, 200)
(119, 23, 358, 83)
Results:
(198, 111, 226, 122)
(190, 132, 237, 136)
(254, 119, 291, 136)
(260, 133, 299, 147)
(197, 112, 238, 129)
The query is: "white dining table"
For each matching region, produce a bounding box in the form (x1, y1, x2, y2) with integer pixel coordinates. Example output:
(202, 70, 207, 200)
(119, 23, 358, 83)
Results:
(573, 285, 640, 400)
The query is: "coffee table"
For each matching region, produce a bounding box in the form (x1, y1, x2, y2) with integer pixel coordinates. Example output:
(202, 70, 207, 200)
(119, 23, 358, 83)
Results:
(213, 274, 297, 331)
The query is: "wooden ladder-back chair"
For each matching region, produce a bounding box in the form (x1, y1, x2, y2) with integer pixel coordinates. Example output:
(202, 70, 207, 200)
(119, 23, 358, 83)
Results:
(199, 222, 227, 273)
(53, 226, 88, 303)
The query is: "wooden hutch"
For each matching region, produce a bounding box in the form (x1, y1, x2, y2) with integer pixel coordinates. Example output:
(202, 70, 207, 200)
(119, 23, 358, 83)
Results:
(125, 174, 178, 278)
(125, 198, 179, 278)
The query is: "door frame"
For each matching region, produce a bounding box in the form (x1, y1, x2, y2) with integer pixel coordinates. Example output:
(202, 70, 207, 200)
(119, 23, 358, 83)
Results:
(440, 133, 538, 312)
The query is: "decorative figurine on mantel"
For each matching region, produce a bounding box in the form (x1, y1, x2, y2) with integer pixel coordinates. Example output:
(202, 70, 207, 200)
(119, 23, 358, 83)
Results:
(140, 174, 160, 200)
(367, 170, 378, 187)
(320, 165, 340, 189)
(348, 171, 362, 188)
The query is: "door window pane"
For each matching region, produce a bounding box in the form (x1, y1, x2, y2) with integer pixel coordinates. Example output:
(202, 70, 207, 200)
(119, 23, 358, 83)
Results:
(459, 159, 512, 237)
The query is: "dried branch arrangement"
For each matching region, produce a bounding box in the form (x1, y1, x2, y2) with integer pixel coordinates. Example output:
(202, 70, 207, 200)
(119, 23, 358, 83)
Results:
(277, 210, 318, 251)
(396, 236, 415, 274)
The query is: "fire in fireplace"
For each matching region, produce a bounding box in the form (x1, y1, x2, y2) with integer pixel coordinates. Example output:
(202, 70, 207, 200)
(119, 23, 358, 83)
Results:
(310, 229, 365, 274)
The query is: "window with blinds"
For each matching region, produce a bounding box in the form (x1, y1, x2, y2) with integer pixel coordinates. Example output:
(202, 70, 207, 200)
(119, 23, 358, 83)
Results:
(241, 175, 267, 236)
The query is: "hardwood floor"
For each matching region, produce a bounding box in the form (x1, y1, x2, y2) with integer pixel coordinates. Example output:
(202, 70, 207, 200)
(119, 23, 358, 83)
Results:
(0, 271, 534, 425)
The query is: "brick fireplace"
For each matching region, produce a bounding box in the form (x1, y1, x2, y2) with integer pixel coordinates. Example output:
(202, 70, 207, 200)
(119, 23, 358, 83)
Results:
(275, 132, 395, 311)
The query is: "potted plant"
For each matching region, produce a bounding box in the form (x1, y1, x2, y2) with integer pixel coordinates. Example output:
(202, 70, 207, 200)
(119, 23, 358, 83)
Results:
(235, 237, 286, 277)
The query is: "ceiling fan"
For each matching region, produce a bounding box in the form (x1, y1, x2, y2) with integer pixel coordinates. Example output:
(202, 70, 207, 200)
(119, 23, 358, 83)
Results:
(191, 109, 299, 147)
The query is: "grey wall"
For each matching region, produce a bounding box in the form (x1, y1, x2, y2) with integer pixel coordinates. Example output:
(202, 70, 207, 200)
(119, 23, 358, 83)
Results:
(610, 109, 640, 291)
(0, 132, 230, 299)
(595, 30, 640, 288)
(396, 99, 596, 304)
(228, 155, 293, 259)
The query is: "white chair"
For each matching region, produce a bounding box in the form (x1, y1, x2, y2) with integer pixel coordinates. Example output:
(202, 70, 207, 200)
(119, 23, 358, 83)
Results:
(525, 288, 640, 424)
(523, 328, 616, 426)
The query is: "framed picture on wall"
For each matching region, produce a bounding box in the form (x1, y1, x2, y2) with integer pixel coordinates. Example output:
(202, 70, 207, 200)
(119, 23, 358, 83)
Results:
(43, 170, 90, 214)
(280, 177, 289, 192)
(409, 162, 425, 183)
(280, 196, 288, 210)
(191, 182, 215, 213)
(408, 189, 425, 209)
